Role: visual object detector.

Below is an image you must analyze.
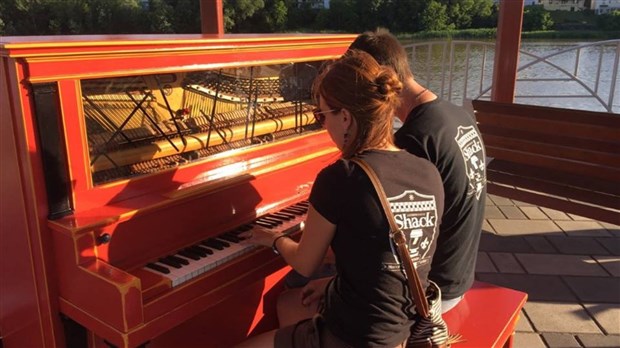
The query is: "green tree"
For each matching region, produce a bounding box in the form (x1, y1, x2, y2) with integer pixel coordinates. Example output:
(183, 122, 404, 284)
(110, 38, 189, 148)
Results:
(470, 0, 496, 28)
(325, 0, 359, 32)
(145, 0, 174, 33)
(284, 0, 316, 31)
(170, 0, 201, 33)
(86, 0, 143, 34)
(355, 0, 383, 31)
(441, 0, 493, 29)
(523, 5, 554, 31)
(378, 1, 424, 33)
(242, 0, 287, 32)
(597, 10, 620, 31)
(421, 1, 453, 31)
(223, 0, 265, 32)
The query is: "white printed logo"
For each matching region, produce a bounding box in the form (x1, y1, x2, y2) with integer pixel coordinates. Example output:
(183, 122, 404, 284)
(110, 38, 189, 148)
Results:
(455, 125, 486, 200)
(389, 190, 439, 265)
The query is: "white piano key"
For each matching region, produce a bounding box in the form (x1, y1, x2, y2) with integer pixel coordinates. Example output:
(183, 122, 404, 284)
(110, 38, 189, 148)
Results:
(141, 202, 309, 287)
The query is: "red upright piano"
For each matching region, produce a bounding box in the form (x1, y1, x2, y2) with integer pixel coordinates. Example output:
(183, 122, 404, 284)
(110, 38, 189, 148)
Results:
(0, 33, 355, 347)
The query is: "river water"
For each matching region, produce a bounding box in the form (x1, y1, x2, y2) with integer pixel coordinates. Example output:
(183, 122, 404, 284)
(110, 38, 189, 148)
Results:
(404, 39, 620, 113)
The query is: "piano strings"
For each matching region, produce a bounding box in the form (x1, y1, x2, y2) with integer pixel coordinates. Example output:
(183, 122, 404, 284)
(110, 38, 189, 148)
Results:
(82, 67, 324, 185)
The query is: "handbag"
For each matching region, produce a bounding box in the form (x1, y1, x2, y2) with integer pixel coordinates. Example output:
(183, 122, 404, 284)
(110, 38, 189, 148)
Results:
(350, 158, 462, 348)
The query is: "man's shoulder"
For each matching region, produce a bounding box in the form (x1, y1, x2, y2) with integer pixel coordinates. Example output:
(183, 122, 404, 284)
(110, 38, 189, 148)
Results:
(399, 99, 476, 137)
(414, 99, 474, 124)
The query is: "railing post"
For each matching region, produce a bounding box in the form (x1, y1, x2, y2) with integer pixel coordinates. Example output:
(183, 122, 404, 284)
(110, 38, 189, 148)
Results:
(491, 0, 524, 103)
(200, 0, 224, 35)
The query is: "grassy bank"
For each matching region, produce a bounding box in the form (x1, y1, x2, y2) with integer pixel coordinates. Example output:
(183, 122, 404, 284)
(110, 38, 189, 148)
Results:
(397, 28, 619, 41)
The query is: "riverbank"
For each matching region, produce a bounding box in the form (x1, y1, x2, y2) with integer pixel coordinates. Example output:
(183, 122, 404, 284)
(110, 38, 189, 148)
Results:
(399, 28, 620, 41)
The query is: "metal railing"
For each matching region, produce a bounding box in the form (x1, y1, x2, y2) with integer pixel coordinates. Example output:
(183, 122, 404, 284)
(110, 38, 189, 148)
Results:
(403, 39, 620, 113)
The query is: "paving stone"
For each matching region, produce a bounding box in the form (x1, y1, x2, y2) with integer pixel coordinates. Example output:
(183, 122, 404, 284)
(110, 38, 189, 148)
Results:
(489, 252, 526, 273)
(568, 213, 593, 221)
(584, 303, 620, 335)
(576, 334, 620, 347)
(512, 199, 536, 207)
(499, 205, 528, 219)
(524, 301, 601, 333)
(475, 252, 497, 273)
(488, 194, 514, 206)
(555, 220, 612, 237)
(485, 205, 506, 219)
(596, 237, 620, 255)
(482, 219, 495, 233)
(564, 276, 620, 303)
(541, 333, 581, 347)
(471, 200, 619, 345)
(520, 206, 549, 220)
(541, 207, 572, 220)
(514, 332, 546, 348)
(515, 253, 608, 276)
(489, 218, 563, 236)
(515, 309, 534, 332)
(475, 273, 577, 302)
(593, 256, 620, 277)
(546, 236, 610, 255)
(524, 236, 558, 253)
(599, 222, 620, 237)
(485, 193, 495, 205)
(479, 233, 533, 253)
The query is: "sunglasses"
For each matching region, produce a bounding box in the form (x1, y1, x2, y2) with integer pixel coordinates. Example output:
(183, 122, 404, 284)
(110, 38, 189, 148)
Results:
(312, 107, 339, 126)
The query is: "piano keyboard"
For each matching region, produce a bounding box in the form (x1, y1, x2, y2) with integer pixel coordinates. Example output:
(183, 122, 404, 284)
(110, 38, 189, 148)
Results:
(142, 201, 309, 287)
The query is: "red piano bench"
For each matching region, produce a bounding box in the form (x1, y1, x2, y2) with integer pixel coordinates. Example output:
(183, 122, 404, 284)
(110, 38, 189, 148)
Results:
(442, 281, 528, 348)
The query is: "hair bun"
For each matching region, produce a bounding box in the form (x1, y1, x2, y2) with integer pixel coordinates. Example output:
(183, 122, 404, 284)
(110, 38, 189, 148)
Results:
(374, 67, 402, 100)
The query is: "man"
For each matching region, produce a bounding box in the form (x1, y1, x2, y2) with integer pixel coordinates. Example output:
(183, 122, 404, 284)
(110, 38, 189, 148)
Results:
(349, 28, 487, 313)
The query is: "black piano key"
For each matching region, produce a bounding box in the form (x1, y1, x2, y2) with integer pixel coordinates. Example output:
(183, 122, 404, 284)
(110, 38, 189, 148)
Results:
(215, 238, 230, 248)
(178, 250, 201, 260)
(218, 233, 241, 243)
(272, 212, 295, 220)
(255, 220, 278, 228)
(146, 263, 170, 274)
(158, 257, 183, 269)
(202, 238, 227, 250)
(294, 204, 309, 212)
(190, 245, 212, 256)
(167, 255, 190, 265)
(261, 216, 283, 225)
(282, 207, 305, 215)
(237, 224, 254, 232)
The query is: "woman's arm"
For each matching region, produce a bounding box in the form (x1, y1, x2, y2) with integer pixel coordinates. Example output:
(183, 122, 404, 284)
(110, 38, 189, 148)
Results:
(241, 204, 336, 277)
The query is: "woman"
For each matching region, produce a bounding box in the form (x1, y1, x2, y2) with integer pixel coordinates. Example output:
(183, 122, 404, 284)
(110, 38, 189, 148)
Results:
(238, 50, 444, 348)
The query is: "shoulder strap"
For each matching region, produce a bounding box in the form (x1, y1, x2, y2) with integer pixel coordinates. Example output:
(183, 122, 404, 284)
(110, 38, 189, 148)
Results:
(349, 157, 430, 319)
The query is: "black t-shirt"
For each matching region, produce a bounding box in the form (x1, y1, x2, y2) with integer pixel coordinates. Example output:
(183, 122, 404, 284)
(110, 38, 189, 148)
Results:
(310, 150, 444, 347)
(395, 98, 487, 300)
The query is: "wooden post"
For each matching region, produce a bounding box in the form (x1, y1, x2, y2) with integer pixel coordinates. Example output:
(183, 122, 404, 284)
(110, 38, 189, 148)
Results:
(200, 0, 224, 35)
(491, 0, 524, 103)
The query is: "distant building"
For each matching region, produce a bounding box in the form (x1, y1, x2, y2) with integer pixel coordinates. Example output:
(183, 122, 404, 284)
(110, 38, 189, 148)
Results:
(591, 0, 620, 13)
(493, 0, 538, 5)
(297, 0, 330, 9)
(539, 0, 589, 11)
